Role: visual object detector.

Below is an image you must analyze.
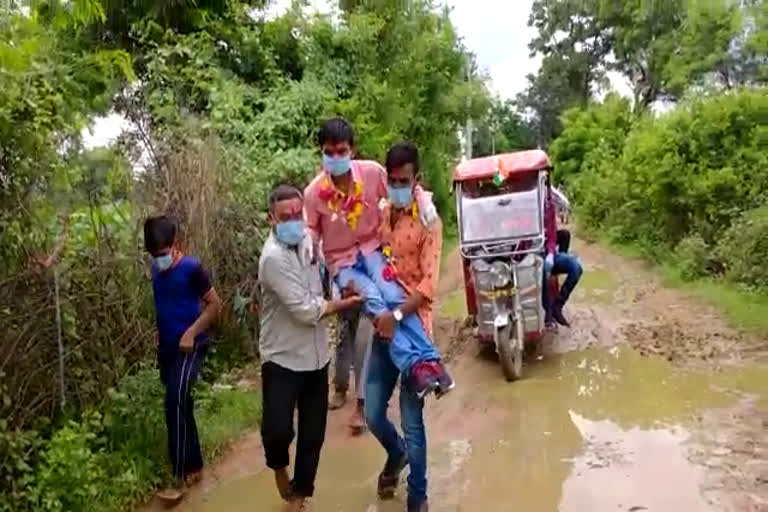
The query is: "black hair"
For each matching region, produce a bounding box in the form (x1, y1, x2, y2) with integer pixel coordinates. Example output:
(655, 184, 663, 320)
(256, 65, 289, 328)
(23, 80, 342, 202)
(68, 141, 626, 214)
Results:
(269, 184, 303, 211)
(385, 141, 420, 176)
(144, 215, 177, 255)
(318, 117, 355, 147)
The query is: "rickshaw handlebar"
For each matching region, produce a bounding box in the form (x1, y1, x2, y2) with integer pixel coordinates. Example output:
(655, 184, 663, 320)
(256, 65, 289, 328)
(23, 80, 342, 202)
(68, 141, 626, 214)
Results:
(459, 236, 545, 260)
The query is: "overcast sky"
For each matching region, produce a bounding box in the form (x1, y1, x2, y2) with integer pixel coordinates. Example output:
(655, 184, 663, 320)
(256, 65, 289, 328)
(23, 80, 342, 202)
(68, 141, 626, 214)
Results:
(84, 0, 630, 148)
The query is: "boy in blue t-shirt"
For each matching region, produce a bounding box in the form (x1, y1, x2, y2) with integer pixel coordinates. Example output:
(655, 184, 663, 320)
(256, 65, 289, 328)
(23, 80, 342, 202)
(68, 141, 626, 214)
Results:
(144, 215, 222, 502)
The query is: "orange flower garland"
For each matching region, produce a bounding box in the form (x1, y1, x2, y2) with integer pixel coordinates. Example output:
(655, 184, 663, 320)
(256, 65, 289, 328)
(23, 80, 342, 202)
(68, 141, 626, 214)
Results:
(317, 177, 365, 230)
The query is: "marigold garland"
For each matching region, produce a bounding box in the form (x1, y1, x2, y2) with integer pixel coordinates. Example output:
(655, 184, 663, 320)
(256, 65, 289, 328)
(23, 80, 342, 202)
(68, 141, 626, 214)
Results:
(317, 177, 364, 230)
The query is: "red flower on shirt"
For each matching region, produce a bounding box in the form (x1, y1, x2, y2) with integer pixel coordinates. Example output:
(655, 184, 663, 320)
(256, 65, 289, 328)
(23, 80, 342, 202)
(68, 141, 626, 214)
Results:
(382, 264, 397, 282)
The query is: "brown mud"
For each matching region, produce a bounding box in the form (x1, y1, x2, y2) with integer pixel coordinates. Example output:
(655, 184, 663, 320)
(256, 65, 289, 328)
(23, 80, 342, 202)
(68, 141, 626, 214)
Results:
(142, 237, 768, 512)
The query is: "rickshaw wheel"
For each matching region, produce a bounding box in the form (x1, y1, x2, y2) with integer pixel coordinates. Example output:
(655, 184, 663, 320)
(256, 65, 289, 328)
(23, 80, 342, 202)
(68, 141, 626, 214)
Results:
(497, 322, 522, 381)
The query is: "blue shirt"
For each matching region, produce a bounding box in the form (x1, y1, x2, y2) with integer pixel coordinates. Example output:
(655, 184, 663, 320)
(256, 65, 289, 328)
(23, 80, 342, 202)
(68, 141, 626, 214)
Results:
(151, 256, 212, 358)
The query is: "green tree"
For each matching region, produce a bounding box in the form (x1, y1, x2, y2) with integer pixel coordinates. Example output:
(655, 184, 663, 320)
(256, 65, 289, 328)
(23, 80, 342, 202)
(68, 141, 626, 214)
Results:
(549, 93, 633, 184)
(526, 0, 746, 111)
(472, 99, 534, 157)
(0, 7, 132, 270)
(527, 0, 611, 105)
(516, 53, 586, 147)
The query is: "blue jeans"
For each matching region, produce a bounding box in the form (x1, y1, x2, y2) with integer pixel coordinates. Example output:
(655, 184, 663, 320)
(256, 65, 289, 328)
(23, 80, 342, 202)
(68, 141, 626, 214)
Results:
(335, 250, 440, 373)
(543, 252, 584, 320)
(365, 338, 428, 504)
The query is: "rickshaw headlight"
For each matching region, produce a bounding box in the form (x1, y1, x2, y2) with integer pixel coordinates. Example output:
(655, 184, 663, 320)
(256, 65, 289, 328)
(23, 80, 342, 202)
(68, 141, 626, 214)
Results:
(490, 261, 511, 287)
(471, 260, 494, 290)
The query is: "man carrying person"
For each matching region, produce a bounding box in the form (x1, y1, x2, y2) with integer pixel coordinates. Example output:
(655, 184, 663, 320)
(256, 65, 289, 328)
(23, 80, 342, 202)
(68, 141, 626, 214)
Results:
(258, 184, 362, 511)
(303, 118, 452, 398)
(542, 175, 583, 328)
(363, 141, 448, 512)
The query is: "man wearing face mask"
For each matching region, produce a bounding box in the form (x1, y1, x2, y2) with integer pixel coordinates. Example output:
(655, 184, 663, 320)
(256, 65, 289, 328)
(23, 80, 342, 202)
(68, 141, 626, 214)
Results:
(364, 142, 450, 512)
(144, 215, 223, 503)
(258, 184, 362, 511)
(304, 118, 451, 402)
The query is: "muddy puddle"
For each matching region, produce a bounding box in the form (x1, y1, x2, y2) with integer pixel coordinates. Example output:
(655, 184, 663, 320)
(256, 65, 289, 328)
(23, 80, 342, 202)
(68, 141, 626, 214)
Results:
(167, 344, 767, 512)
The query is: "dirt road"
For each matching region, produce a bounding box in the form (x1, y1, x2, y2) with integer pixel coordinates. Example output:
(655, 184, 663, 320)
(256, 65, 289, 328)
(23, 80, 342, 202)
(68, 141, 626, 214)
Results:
(144, 238, 768, 512)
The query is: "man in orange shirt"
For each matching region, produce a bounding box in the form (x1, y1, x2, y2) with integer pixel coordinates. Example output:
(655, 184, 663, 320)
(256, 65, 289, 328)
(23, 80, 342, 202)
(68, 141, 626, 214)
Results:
(366, 142, 452, 512)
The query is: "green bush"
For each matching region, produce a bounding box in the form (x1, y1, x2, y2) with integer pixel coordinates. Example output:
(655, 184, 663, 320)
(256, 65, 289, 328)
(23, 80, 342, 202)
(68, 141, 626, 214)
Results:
(717, 205, 768, 291)
(0, 423, 44, 512)
(675, 234, 713, 281)
(559, 88, 768, 289)
(550, 93, 634, 185)
(1, 366, 261, 512)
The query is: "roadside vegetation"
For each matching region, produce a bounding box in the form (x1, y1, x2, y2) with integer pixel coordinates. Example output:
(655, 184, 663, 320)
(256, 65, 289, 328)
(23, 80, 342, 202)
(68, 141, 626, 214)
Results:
(1, 0, 766, 510)
(553, 90, 768, 334)
(0, 1, 486, 510)
(532, 0, 768, 335)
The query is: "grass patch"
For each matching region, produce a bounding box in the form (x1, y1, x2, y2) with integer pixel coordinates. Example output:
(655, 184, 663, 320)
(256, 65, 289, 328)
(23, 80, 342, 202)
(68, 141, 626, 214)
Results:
(439, 289, 467, 319)
(578, 267, 618, 296)
(658, 264, 768, 336)
(199, 386, 261, 461)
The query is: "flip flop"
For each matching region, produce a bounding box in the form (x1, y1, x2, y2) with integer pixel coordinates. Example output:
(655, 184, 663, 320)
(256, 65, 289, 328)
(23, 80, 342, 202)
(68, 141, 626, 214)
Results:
(156, 487, 184, 505)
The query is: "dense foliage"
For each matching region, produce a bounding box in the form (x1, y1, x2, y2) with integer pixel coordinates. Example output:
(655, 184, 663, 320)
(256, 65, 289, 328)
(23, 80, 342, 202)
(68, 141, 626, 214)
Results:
(519, 0, 766, 146)
(1, 0, 766, 509)
(553, 89, 768, 290)
(1, 366, 260, 512)
(0, 1, 487, 510)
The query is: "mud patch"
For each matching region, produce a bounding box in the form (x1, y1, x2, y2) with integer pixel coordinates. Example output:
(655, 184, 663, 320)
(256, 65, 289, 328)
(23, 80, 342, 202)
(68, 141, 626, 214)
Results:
(622, 321, 741, 365)
(689, 396, 768, 512)
(575, 266, 619, 304)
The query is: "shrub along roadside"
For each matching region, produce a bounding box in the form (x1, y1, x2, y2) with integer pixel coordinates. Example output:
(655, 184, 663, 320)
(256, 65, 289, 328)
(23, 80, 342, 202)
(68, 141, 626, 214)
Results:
(0, 365, 261, 512)
(554, 89, 768, 298)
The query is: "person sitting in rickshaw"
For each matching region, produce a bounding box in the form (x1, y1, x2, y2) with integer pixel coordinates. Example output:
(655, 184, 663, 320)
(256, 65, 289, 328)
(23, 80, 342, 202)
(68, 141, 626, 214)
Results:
(542, 175, 583, 328)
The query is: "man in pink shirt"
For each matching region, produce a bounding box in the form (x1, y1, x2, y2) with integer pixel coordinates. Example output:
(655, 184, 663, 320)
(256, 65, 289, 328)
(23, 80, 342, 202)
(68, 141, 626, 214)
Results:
(304, 118, 450, 399)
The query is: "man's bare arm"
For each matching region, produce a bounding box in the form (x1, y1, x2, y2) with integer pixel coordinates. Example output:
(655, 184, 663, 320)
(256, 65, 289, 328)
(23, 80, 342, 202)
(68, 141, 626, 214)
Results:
(188, 288, 223, 337)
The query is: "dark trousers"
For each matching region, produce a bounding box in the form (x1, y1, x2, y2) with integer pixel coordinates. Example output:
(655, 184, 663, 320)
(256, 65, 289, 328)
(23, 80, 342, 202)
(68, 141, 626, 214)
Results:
(557, 228, 571, 253)
(159, 349, 205, 479)
(261, 361, 329, 497)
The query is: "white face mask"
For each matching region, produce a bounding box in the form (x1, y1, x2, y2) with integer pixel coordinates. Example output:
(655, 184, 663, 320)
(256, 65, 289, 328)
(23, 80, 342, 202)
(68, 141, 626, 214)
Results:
(154, 253, 173, 272)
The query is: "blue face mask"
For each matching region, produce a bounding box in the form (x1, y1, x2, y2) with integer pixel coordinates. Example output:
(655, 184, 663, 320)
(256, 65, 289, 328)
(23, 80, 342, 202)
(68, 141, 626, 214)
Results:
(388, 185, 414, 209)
(275, 220, 305, 247)
(154, 254, 173, 272)
(323, 153, 351, 177)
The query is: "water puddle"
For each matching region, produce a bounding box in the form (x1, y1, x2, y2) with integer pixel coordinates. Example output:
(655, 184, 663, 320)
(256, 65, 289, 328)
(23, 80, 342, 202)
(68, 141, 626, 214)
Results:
(560, 412, 711, 511)
(172, 345, 767, 511)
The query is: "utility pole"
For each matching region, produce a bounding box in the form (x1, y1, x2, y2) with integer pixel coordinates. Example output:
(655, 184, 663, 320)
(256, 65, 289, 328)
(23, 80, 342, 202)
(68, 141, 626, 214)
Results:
(465, 53, 473, 160)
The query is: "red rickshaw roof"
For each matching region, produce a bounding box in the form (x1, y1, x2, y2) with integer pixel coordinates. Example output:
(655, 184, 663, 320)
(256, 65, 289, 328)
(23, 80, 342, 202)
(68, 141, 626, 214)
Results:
(453, 150, 551, 182)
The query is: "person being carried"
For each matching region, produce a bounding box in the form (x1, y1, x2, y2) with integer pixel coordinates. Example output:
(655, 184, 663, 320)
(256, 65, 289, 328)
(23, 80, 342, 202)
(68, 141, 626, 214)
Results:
(258, 184, 362, 511)
(303, 118, 452, 398)
(542, 175, 583, 328)
(144, 215, 223, 503)
(365, 142, 451, 512)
